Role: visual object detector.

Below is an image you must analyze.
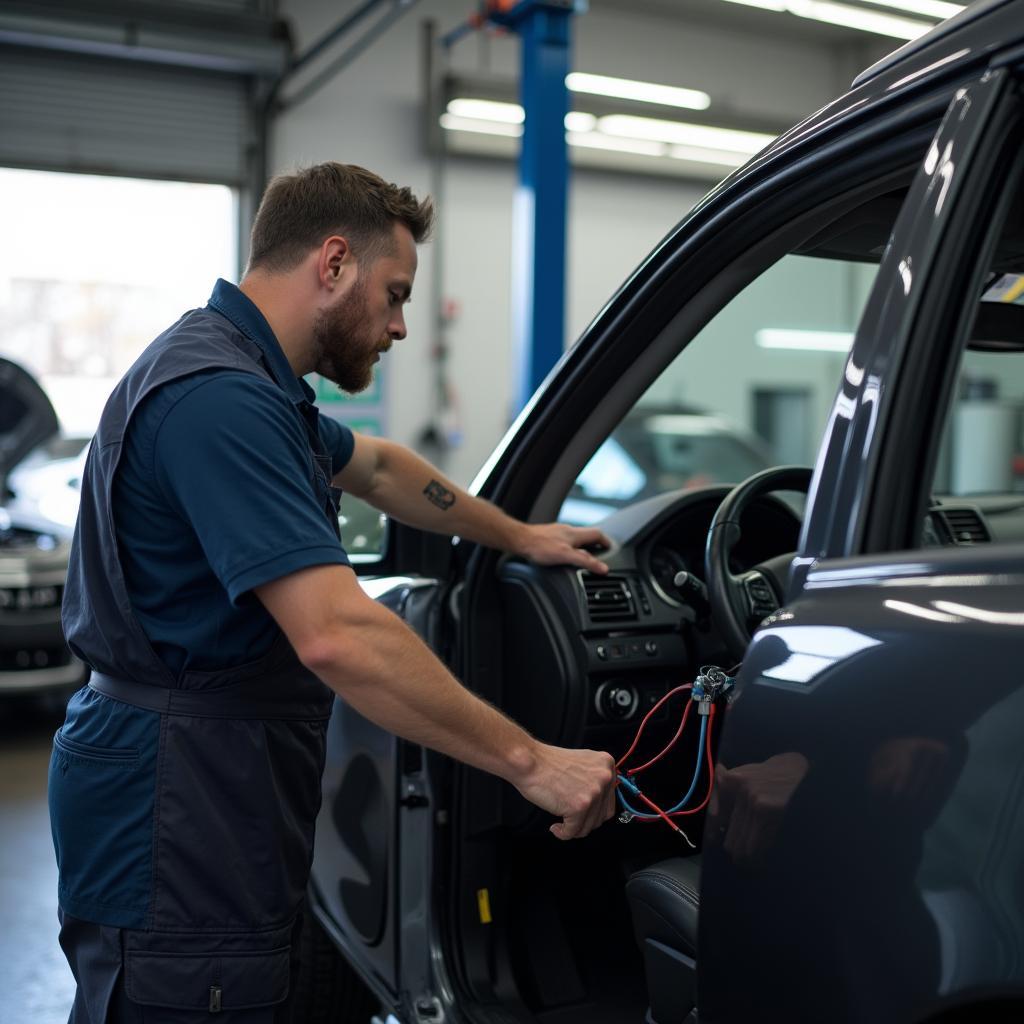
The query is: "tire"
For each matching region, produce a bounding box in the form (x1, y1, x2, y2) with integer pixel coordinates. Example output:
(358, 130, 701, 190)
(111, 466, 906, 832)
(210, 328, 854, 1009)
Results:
(291, 901, 381, 1024)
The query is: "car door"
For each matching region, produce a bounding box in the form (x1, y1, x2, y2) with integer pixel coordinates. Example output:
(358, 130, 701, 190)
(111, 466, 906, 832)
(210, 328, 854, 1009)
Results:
(699, 68, 1024, 1024)
(309, 499, 453, 1013)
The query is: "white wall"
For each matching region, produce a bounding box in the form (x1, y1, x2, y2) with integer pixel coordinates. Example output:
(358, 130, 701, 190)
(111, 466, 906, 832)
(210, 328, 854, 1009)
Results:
(272, 0, 890, 484)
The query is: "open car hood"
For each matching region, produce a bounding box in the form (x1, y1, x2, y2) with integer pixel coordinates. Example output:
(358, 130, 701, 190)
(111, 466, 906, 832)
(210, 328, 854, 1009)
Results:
(0, 357, 60, 496)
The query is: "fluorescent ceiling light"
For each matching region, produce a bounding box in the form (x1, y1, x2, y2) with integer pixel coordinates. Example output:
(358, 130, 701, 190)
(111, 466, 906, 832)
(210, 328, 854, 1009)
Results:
(862, 0, 963, 18)
(446, 102, 600, 134)
(441, 117, 667, 157)
(447, 98, 523, 123)
(567, 72, 711, 111)
(669, 144, 747, 167)
(567, 132, 666, 157)
(599, 114, 774, 154)
(722, 0, 934, 39)
(440, 113, 522, 138)
(564, 111, 597, 132)
(756, 328, 854, 352)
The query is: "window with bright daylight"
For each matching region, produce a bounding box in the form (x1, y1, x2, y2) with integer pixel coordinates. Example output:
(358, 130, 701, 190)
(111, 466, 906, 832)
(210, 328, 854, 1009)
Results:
(0, 168, 237, 440)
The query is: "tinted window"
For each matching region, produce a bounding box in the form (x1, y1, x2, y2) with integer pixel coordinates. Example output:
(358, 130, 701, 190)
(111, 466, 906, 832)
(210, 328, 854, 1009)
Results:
(560, 249, 886, 525)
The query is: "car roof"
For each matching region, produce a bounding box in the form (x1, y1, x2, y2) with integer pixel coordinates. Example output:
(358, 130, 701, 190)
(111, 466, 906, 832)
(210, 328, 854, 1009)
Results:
(732, 0, 1022, 187)
(853, 0, 1018, 88)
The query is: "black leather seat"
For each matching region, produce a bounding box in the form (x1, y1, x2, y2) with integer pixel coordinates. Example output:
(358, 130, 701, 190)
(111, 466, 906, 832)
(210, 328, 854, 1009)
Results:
(626, 857, 701, 1024)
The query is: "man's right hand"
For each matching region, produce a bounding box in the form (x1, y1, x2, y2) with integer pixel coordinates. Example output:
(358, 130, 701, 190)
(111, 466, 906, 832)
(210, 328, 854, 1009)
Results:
(514, 743, 618, 840)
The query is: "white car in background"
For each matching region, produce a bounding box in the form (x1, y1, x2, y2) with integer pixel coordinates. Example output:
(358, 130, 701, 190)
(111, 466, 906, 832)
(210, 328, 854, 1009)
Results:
(0, 357, 88, 696)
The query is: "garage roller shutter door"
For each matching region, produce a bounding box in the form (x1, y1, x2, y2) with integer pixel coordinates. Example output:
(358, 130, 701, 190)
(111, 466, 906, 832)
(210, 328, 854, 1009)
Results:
(0, 46, 252, 185)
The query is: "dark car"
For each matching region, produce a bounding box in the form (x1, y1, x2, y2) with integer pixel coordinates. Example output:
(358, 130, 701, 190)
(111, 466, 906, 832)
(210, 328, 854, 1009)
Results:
(302, 3, 1024, 1023)
(0, 358, 88, 696)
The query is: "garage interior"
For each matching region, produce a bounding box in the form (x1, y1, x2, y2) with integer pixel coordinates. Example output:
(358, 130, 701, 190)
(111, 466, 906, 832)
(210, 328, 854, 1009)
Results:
(3, 1, 1020, 1023)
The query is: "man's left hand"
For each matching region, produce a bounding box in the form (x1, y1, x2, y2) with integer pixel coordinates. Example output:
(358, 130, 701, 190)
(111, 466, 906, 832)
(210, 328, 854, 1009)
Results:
(517, 524, 611, 575)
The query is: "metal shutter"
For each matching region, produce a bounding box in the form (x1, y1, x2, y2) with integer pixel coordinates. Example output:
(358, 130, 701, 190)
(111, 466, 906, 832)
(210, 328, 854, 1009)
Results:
(0, 45, 253, 185)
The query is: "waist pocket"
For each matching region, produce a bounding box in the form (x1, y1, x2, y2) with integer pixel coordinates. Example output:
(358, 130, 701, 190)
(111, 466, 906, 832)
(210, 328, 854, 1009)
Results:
(49, 716, 158, 929)
(125, 945, 290, 1021)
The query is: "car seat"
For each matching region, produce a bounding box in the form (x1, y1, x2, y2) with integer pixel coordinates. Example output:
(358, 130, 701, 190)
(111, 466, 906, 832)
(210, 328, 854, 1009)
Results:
(626, 856, 700, 1024)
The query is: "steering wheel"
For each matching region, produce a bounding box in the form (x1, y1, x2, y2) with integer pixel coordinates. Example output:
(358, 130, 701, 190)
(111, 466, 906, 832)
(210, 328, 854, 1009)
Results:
(704, 466, 813, 662)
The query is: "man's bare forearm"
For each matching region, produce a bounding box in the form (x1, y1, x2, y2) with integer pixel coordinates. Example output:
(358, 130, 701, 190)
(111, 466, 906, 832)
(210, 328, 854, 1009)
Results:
(302, 596, 537, 784)
(256, 565, 617, 838)
(355, 439, 529, 553)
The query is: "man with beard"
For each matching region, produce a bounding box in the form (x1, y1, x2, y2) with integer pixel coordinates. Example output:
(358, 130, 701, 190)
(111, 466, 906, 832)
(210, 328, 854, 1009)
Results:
(50, 163, 617, 1023)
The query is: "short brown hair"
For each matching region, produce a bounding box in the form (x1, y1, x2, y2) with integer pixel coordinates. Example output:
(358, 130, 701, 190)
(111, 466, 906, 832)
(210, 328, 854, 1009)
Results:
(246, 162, 433, 273)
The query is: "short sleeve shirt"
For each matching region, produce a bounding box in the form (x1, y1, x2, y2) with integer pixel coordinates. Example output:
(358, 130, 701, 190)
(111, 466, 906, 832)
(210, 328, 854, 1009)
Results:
(112, 281, 355, 677)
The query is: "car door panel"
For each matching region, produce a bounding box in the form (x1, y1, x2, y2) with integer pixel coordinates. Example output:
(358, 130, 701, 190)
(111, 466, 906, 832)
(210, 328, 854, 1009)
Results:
(309, 576, 442, 1007)
(700, 547, 1024, 1023)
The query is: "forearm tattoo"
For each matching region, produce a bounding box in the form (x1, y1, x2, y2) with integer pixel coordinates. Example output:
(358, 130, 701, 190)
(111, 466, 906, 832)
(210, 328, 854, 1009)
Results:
(423, 479, 456, 511)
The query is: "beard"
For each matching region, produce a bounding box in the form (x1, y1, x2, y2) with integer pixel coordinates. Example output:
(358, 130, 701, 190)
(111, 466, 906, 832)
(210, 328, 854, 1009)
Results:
(312, 275, 390, 394)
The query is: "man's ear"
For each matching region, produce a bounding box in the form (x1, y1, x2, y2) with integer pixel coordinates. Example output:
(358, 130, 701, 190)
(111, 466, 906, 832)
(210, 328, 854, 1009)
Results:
(318, 235, 355, 290)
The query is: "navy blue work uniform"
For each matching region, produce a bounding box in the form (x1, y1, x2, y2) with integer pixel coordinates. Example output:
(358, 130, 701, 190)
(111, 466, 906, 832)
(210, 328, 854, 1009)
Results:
(49, 280, 355, 1022)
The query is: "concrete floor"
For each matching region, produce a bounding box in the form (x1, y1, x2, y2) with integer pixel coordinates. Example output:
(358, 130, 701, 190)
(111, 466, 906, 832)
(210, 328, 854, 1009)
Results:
(0, 697, 77, 1024)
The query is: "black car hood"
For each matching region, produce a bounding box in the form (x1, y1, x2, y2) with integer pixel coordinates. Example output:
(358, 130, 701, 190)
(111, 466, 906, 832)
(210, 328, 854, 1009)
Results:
(0, 357, 60, 496)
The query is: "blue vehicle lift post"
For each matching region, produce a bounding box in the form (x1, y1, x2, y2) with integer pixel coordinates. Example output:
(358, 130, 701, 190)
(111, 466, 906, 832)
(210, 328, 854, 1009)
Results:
(484, 0, 585, 412)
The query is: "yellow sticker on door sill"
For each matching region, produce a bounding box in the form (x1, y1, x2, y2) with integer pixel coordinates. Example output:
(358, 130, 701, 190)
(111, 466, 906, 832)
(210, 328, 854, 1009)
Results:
(477, 888, 493, 925)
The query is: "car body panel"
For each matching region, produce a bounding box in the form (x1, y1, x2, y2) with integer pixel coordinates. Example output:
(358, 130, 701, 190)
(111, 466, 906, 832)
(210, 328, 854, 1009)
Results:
(700, 547, 1024, 1022)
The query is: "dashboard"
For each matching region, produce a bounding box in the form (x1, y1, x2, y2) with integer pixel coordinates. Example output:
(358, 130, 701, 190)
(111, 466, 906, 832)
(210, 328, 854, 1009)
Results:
(495, 482, 1023, 831)
(496, 484, 801, 829)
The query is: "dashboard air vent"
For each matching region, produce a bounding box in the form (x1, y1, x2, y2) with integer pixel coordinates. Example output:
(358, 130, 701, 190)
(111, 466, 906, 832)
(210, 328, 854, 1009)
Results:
(582, 574, 637, 623)
(940, 507, 990, 545)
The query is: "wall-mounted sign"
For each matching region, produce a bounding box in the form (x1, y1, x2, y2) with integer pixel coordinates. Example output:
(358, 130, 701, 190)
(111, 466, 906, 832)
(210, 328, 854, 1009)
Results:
(307, 370, 387, 436)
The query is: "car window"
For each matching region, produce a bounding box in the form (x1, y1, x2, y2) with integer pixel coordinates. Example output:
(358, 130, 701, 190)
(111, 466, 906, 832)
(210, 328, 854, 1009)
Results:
(929, 274, 1024, 500)
(559, 245, 888, 524)
(917, 158, 1024, 540)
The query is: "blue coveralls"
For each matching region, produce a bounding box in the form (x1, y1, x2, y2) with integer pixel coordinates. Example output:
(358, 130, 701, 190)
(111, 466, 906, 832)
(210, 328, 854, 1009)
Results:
(49, 282, 352, 1022)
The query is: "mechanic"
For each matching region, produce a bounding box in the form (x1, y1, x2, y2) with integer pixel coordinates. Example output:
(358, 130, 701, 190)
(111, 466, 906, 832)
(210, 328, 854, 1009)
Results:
(49, 162, 618, 1023)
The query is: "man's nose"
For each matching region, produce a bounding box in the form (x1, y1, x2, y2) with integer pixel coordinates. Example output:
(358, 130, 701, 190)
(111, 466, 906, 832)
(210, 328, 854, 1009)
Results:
(389, 311, 407, 341)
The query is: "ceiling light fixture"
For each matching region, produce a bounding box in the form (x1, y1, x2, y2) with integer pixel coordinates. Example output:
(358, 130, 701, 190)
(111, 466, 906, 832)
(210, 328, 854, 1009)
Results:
(722, 0, 935, 39)
(446, 97, 524, 123)
(756, 328, 854, 351)
(566, 132, 666, 157)
(566, 71, 711, 111)
(439, 113, 523, 138)
(599, 114, 775, 154)
(564, 111, 598, 133)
